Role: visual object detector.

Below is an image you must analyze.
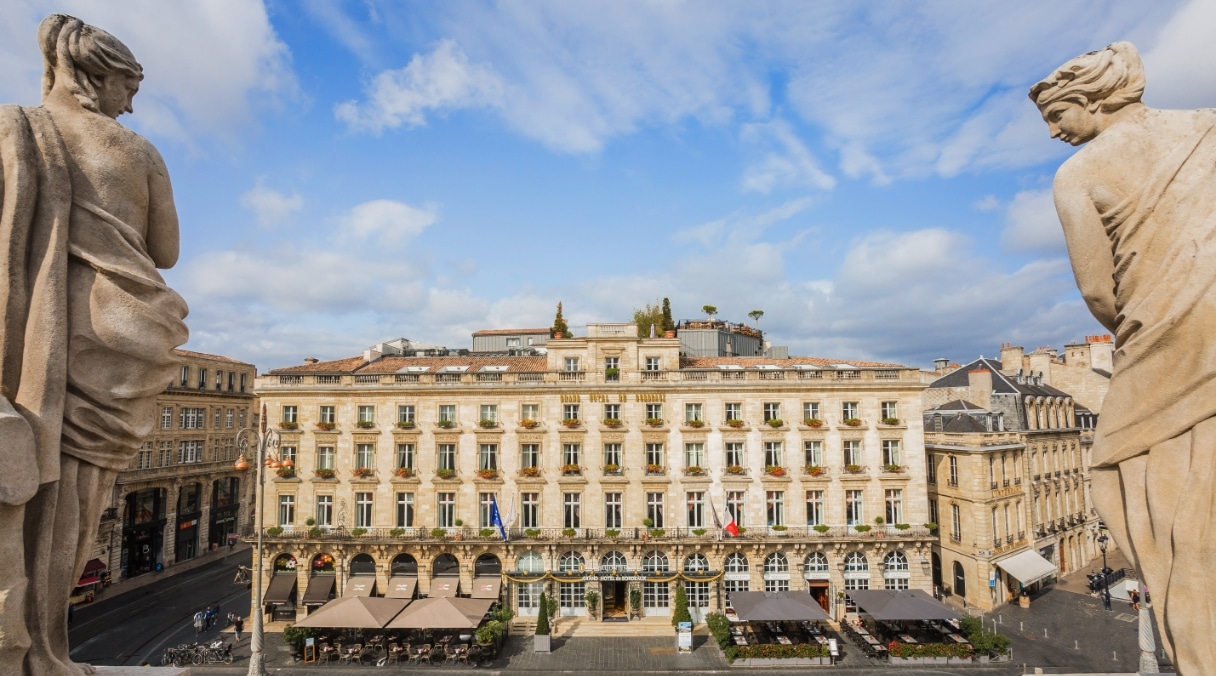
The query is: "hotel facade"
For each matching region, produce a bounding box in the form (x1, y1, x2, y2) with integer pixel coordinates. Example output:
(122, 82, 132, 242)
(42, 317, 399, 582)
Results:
(251, 324, 935, 623)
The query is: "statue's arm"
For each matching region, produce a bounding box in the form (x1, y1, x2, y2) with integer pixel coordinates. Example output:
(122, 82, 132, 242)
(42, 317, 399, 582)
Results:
(1054, 168, 1118, 332)
(144, 143, 179, 269)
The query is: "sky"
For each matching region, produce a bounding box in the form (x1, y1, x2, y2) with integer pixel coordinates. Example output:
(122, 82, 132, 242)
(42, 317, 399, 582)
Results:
(2, 1, 1214, 372)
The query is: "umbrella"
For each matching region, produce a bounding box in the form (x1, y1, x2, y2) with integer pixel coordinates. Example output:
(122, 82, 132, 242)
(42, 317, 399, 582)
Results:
(385, 597, 494, 629)
(729, 591, 831, 621)
(846, 589, 959, 621)
(292, 596, 410, 628)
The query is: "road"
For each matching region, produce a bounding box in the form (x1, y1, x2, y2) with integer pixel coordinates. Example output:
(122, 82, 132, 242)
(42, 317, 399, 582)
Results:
(69, 551, 251, 667)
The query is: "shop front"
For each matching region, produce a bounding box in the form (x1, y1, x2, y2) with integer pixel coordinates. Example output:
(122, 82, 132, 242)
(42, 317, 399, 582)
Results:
(209, 477, 241, 549)
(175, 482, 202, 563)
(122, 488, 166, 578)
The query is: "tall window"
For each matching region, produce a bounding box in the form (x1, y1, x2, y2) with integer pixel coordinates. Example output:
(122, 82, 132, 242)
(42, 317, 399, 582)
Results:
(804, 440, 822, 466)
(949, 456, 959, 485)
(562, 443, 581, 467)
(180, 407, 204, 429)
(317, 446, 334, 470)
(563, 493, 581, 528)
(927, 453, 937, 483)
(803, 401, 820, 421)
(846, 490, 864, 525)
(480, 404, 498, 424)
(685, 403, 702, 423)
(763, 402, 781, 422)
(162, 406, 172, 429)
(604, 357, 619, 381)
(726, 491, 745, 527)
(479, 444, 498, 470)
(645, 443, 664, 467)
(521, 492, 540, 528)
(355, 443, 374, 469)
(178, 440, 202, 464)
(952, 504, 962, 540)
(396, 492, 414, 528)
(280, 446, 297, 466)
(179, 365, 189, 387)
(357, 405, 374, 424)
(226, 409, 234, 428)
(320, 405, 336, 424)
(646, 492, 665, 527)
(843, 552, 869, 596)
(725, 442, 744, 468)
(396, 443, 415, 470)
(929, 499, 939, 527)
(843, 440, 861, 466)
(764, 442, 783, 467)
(806, 490, 824, 526)
(724, 402, 742, 421)
(603, 443, 622, 468)
(437, 493, 456, 528)
(881, 401, 898, 420)
(214, 408, 221, 428)
(239, 409, 246, 428)
(316, 495, 333, 527)
(355, 492, 373, 527)
(766, 491, 785, 526)
(883, 551, 910, 590)
(438, 444, 456, 471)
(764, 553, 790, 592)
(686, 492, 704, 528)
(521, 444, 540, 469)
(215, 370, 223, 390)
(603, 403, 620, 421)
(397, 405, 414, 423)
(521, 403, 539, 421)
(885, 489, 903, 524)
(240, 373, 247, 392)
(198, 367, 207, 389)
(278, 495, 295, 526)
(724, 552, 749, 594)
(480, 493, 496, 528)
(438, 404, 456, 423)
(563, 404, 580, 421)
(604, 493, 622, 529)
(685, 443, 705, 469)
(645, 403, 663, 420)
(882, 440, 901, 466)
(842, 401, 859, 420)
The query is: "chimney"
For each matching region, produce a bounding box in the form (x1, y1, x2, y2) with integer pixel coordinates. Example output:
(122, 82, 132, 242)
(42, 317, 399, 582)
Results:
(1027, 349, 1055, 383)
(968, 368, 993, 409)
(999, 343, 1024, 373)
(304, 357, 319, 364)
(1086, 334, 1114, 372)
(934, 357, 949, 374)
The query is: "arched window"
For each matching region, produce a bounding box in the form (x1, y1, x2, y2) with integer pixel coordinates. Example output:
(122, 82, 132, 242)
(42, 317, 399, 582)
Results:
(953, 561, 967, 597)
(683, 553, 709, 573)
(804, 552, 829, 576)
(844, 552, 868, 574)
(764, 552, 789, 573)
(273, 553, 297, 573)
(724, 552, 749, 573)
(601, 551, 628, 573)
(642, 551, 669, 574)
(724, 552, 749, 594)
(558, 551, 585, 573)
(517, 550, 544, 573)
(763, 552, 790, 591)
(883, 551, 910, 590)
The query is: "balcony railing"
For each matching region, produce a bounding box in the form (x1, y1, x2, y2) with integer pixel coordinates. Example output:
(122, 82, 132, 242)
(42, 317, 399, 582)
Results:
(253, 524, 937, 543)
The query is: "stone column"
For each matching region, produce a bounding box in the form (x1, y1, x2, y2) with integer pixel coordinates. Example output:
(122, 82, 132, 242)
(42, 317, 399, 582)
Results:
(199, 479, 212, 551)
(163, 481, 181, 566)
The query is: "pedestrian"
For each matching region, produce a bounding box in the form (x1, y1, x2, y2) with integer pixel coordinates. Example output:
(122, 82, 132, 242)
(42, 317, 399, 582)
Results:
(233, 616, 244, 642)
(1130, 589, 1141, 611)
(193, 609, 205, 634)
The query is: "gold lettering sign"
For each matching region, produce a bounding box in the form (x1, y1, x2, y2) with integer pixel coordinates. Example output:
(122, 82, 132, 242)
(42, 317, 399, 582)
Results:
(634, 393, 665, 402)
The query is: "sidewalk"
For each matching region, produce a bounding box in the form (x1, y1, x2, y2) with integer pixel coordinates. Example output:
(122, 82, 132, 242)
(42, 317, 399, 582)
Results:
(1054, 546, 1134, 598)
(89, 543, 252, 606)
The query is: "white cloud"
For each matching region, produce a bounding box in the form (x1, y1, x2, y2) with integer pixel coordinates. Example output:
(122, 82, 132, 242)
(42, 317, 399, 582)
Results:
(1142, 0, 1216, 110)
(1000, 189, 1065, 254)
(340, 199, 438, 244)
(241, 181, 303, 228)
(740, 119, 836, 193)
(973, 195, 1001, 212)
(335, 40, 504, 132)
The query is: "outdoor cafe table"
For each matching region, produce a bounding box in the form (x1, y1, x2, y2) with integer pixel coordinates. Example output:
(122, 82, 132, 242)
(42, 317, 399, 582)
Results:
(899, 634, 918, 644)
(776, 635, 792, 645)
(947, 633, 970, 644)
(734, 636, 748, 646)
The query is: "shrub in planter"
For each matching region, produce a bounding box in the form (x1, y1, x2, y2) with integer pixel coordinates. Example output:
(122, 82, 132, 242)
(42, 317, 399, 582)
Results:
(307, 526, 323, 538)
(480, 528, 496, 538)
(845, 464, 863, 474)
(764, 465, 786, 477)
(394, 467, 414, 478)
(266, 526, 284, 536)
(603, 463, 621, 474)
(278, 421, 298, 430)
(672, 583, 692, 626)
(603, 418, 623, 428)
(314, 468, 336, 479)
(686, 465, 705, 475)
(648, 528, 666, 538)
(766, 418, 783, 428)
(304, 517, 316, 527)
(315, 421, 335, 431)
(804, 464, 825, 476)
(535, 594, 551, 635)
(643, 517, 655, 528)
(645, 417, 663, 427)
(924, 522, 939, 531)
(562, 527, 577, 537)
(884, 463, 905, 473)
(524, 528, 542, 539)
(437, 419, 455, 429)
(350, 527, 367, 537)
(476, 621, 500, 645)
(692, 528, 707, 536)
(803, 418, 824, 427)
(605, 529, 621, 538)
(519, 466, 541, 477)
(645, 463, 664, 474)
(854, 524, 872, 533)
(561, 464, 581, 475)
(476, 468, 499, 480)
(430, 527, 448, 538)
(356, 421, 376, 429)
(726, 419, 745, 428)
(584, 589, 600, 617)
(813, 524, 830, 534)
(395, 420, 415, 429)
(282, 624, 318, 658)
(629, 588, 642, 615)
(389, 527, 406, 537)
(882, 417, 901, 425)
(894, 523, 911, 530)
(725, 465, 746, 475)
(874, 516, 885, 525)
(843, 418, 862, 426)
(275, 466, 296, 479)
(706, 612, 732, 649)
(479, 419, 498, 428)
(435, 468, 456, 480)
(561, 418, 580, 428)
(520, 418, 540, 429)
(771, 524, 788, 532)
(352, 467, 374, 478)
(686, 419, 705, 428)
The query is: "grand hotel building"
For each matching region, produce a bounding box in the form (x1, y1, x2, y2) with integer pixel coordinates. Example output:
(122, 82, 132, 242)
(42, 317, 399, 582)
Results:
(252, 324, 935, 623)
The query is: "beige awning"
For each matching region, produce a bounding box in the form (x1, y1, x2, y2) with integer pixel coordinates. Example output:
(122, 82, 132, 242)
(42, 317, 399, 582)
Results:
(470, 576, 502, 599)
(293, 596, 410, 629)
(384, 597, 494, 629)
(264, 574, 298, 606)
(386, 576, 418, 599)
(430, 578, 459, 597)
(345, 577, 375, 597)
(303, 576, 336, 606)
(996, 550, 1058, 586)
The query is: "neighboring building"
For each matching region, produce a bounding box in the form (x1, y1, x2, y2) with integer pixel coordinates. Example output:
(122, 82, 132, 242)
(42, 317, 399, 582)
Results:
(252, 323, 934, 624)
(676, 319, 788, 359)
(471, 328, 549, 353)
(923, 357, 1098, 612)
(87, 349, 257, 582)
(998, 335, 1113, 413)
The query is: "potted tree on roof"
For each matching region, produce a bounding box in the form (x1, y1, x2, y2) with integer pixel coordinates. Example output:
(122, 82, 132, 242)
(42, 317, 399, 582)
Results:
(551, 302, 569, 339)
(534, 592, 552, 652)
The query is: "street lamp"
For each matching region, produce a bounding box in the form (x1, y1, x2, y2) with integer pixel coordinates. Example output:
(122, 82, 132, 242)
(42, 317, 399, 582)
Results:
(233, 404, 286, 676)
(1097, 533, 1112, 612)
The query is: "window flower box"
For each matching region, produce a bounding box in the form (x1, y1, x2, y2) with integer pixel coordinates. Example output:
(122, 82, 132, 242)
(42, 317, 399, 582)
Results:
(804, 465, 825, 477)
(883, 464, 905, 473)
(313, 468, 336, 479)
(394, 467, 414, 479)
(813, 524, 830, 534)
(803, 418, 824, 428)
(645, 418, 663, 427)
(356, 421, 376, 429)
(603, 418, 623, 428)
(561, 418, 580, 429)
(352, 467, 374, 478)
(562, 527, 577, 537)
(726, 419, 745, 428)
(603, 464, 621, 475)
(881, 417, 901, 426)
(278, 421, 298, 430)
(479, 419, 498, 428)
(437, 419, 456, 429)
(725, 465, 746, 475)
(685, 466, 705, 476)
(435, 468, 456, 480)
(396, 420, 415, 429)
(520, 419, 540, 429)
(350, 527, 367, 537)
(275, 466, 296, 479)
(843, 418, 862, 427)
(315, 421, 335, 431)
(389, 527, 406, 537)
(765, 465, 787, 477)
(685, 419, 705, 428)
(645, 464, 665, 475)
(845, 464, 863, 474)
(477, 468, 500, 480)
(561, 464, 582, 476)
(765, 418, 784, 428)
(519, 466, 541, 478)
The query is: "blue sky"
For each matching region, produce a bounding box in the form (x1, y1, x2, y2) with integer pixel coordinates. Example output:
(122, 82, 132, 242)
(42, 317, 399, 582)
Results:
(3, 1, 1214, 371)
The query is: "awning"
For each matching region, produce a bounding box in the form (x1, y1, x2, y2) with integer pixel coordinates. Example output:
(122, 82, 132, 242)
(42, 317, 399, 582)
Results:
(470, 577, 502, 599)
(264, 574, 299, 606)
(81, 558, 107, 576)
(303, 576, 336, 605)
(293, 596, 410, 629)
(74, 576, 100, 588)
(996, 549, 1058, 586)
(385, 597, 494, 629)
(848, 589, 959, 621)
(430, 578, 459, 597)
(345, 577, 376, 597)
(386, 576, 418, 599)
(729, 591, 830, 621)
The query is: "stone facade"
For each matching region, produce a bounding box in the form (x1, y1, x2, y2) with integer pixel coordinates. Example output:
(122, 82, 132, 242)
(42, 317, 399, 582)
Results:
(252, 323, 935, 623)
(88, 349, 257, 581)
(998, 336, 1113, 414)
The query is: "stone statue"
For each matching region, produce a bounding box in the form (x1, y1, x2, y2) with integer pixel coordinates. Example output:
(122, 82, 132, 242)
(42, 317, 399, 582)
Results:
(0, 14, 188, 675)
(1032, 42, 1216, 675)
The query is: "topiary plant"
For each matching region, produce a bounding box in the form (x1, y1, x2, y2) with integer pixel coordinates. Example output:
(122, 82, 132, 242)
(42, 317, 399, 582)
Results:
(672, 583, 692, 627)
(535, 593, 551, 635)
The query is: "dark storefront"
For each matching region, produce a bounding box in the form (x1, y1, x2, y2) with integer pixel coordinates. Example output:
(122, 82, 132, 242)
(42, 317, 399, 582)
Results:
(209, 477, 241, 548)
(122, 488, 166, 578)
(176, 483, 202, 563)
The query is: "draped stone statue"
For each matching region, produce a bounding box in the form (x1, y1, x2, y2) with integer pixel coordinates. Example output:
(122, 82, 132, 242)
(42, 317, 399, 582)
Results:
(0, 15, 189, 675)
(1031, 42, 1216, 675)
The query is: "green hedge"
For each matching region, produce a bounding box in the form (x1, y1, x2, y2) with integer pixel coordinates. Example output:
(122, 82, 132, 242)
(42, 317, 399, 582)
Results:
(724, 643, 829, 662)
(889, 641, 973, 658)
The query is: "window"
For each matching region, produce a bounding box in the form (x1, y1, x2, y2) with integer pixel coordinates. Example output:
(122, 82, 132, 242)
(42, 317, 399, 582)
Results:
(213, 408, 221, 428)
(178, 440, 202, 464)
(438, 444, 456, 471)
(686, 492, 704, 528)
(480, 404, 498, 424)
(603, 403, 620, 421)
(644, 356, 660, 371)
(158, 441, 172, 467)
(521, 444, 540, 470)
(884, 551, 910, 590)
(479, 444, 498, 470)
(646, 492, 665, 527)
(764, 553, 790, 592)
(604, 357, 619, 381)
(724, 402, 742, 421)
(562, 443, 581, 467)
(564, 357, 580, 372)
(228, 371, 235, 392)
(215, 369, 223, 390)
(226, 409, 234, 428)
(355, 492, 373, 527)
(278, 495, 295, 526)
(357, 405, 375, 425)
(766, 491, 785, 526)
(802, 402, 820, 421)
(597, 444, 620, 470)
(804, 440, 822, 466)
(198, 367, 207, 389)
(684, 553, 710, 573)
(685, 443, 705, 469)
(685, 403, 702, 423)
(437, 493, 456, 528)
(725, 442, 744, 468)
(844, 552, 870, 598)
(642, 552, 670, 609)
(162, 407, 172, 429)
(317, 446, 334, 470)
(806, 490, 824, 526)
(881, 401, 898, 420)
(882, 440, 901, 466)
(439, 404, 456, 423)
(506, 337, 520, 347)
(842, 401, 859, 420)
(395, 493, 414, 528)
(764, 442, 783, 467)
(929, 499, 939, 527)
(521, 403, 539, 421)
(181, 407, 205, 429)
(240, 373, 247, 392)
(645, 443, 664, 467)
(355, 443, 374, 470)
(846, 490, 864, 525)
(519, 492, 540, 528)
(952, 504, 962, 540)
(949, 456, 959, 485)
(135, 445, 152, 469)
(563, 493, 581, 528)
(563, 404, 580, 421)
(885, 489, 903, 524)
(179, 365, 189, 387)
(645, 403, 662, 420)
(397, 405, 414, 423)
(281, 446, 297, 466)
(724, 552, 750, 594)
(927, 453, 937, 483)
(604, 493, 622, 529)
(726, 491, 745, 527)
(843, 440, 861, 466)
(239, 409, 245, 428)
(480, 493, 496, 528)
(763, 402, 781, 422)
(396, 443, 414, 470)
(316, 495, 333, 527)
(805, 552, 829, 576)
(642, 550, 669, 573)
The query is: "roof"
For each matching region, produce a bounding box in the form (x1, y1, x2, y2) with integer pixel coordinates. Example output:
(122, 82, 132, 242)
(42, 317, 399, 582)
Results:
(680, 356, 904, 369)
(173, 348, 254, 367)
(847, 589, 960, 621)
(471, 328, 550, 336)
(729, 591, 831, 621)
(940, 412, 992, 434)
(927, 400, 986, 412)
(930, 357, 1074, 399)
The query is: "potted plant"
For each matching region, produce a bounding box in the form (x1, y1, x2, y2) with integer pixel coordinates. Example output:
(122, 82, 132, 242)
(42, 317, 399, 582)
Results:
(266, 526, 284, 536)
(924, 522, 939, 532)
(884, 463, 904, 473)
(672, 583, 692, 627)
(725, 465, 746, 475)
(389, 527, 406, 537)
(477, 468, 500, 480)
(519, 466, 541, 478)
(520, 419, 540, 429)
(315, 421, 335, 431)
(430, 527, 448, 538)
(894, 523, 911, 531)
(874, 516, 885, 526)
(645, 417, 663, 427)
(275, 466, 296, 479)
(764, 465, 786, 477)
(771, 524, 788, 536)
(813, 524, 830, 534)
(766, 418, 783, 428)
(845, 464, 862, 474)
(479, 418, 498, 428)
(435, 468, 456, 480)
(692, 528, 707, 537)
(396, 420, 415, 429)
(603, 418, 623, 428)
(562, 527, 577, 537)
(882, 417, 900, 425)
(605, 528, 621, 538)
(804, 464, 825, 477)
(454, 519, 464, 528)
(643, 517, 654, 528)
(843, 418, 862, 427)
(803, 418, 824, 428)
(352, 467, 374, 478)
(308, 526, 323, 538)
(726, 419, 745, 428)
(604, 367, 620, 380)
(646, 463, 664, 475)
(278, 421, 298, 430)
(394, 467, 414, 478)
(350, 527, 367, 537)
(561, 464, 581, 475)
(854, 524, 872, 533)
(686, 419, 705, 428)
(629, 588, 642, 620)
(480, 528, 496, 538)
(685, 465, 705, 476)
(313, 468, 336, 479)
(356, 420, 376, 429)
(585, 589, 600, 620)
(603, 463, 621, 474)
(562, 418, 580, 428)
(534, 593, 551, 652)
(437, 419, 456, 429)
(524, 528, 542, 539)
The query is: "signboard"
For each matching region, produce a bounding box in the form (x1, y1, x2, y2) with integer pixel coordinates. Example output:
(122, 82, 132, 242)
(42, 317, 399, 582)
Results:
(304, 638, 316, 664)
(677, 622, 693, 654)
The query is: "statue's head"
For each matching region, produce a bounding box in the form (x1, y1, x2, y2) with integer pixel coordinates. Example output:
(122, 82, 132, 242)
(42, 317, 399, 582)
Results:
(1029, 42, 1145, 146)
(38, 14, 143, 119)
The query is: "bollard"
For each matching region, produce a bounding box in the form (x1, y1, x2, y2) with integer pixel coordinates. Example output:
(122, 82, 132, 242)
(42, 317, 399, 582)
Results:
(998, 614, 1002, 624)
(1075, 640, 1078, 650)
(1020, 622, 1023, 631)
(1114, 650, 1117, 661)
(1044, 628, 1048, 638)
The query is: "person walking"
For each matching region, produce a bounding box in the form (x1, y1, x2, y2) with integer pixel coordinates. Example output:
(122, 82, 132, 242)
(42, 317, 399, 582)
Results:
(1130, 588, 1141, 611)
(193, 610, 205, 634)
(233, 616, 244, 642)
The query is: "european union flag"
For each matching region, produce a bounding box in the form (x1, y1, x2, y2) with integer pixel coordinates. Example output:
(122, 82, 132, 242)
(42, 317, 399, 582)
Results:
(490, 495, 507, 541)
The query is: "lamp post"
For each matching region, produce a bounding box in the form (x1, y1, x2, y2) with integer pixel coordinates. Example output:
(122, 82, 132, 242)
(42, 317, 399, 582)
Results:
(1097, 534, 1112, 612)
(234, 404, 287, 676)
